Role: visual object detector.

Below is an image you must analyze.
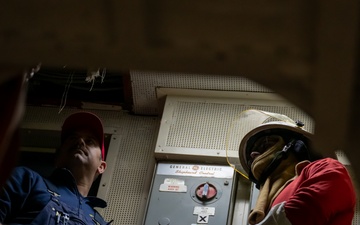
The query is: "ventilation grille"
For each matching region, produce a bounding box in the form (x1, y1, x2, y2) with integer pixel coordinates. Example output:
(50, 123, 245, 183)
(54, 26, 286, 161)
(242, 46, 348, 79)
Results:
(166, 101, 313, 150)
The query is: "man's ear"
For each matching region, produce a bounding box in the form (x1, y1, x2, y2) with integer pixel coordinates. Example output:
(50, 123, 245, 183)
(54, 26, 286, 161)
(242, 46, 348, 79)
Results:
(97, 161, 107, 175)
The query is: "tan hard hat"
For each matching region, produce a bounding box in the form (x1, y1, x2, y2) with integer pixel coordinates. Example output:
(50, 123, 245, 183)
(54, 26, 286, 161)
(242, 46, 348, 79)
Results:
(237, 110, 313, 175)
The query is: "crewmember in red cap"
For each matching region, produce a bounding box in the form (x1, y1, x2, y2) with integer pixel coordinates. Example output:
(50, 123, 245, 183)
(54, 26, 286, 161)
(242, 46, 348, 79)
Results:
(0, 111, 113, 225)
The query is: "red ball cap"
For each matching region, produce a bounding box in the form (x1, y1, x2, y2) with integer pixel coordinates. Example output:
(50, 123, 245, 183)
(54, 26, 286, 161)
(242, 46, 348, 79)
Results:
(61, 112, 105, 160)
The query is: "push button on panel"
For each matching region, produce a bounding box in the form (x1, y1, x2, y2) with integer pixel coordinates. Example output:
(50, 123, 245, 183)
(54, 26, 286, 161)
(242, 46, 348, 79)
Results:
(158, 217, 170, 225)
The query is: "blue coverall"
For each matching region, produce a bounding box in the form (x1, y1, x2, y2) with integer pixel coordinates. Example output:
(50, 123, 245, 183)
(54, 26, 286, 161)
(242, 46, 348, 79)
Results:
(0, 166, 111, 224)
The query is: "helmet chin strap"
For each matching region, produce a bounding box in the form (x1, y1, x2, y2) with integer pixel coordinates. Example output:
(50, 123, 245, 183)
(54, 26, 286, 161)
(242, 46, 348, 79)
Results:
(249, 139, 306, 189)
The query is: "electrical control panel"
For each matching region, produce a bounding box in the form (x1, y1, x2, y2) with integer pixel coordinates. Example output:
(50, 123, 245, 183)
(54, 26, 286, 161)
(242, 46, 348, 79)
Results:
(143, 162, 237, 225)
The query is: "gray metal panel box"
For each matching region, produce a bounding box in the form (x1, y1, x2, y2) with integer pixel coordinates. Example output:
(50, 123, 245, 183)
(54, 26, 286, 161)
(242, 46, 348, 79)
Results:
(144, 162, 237, 225)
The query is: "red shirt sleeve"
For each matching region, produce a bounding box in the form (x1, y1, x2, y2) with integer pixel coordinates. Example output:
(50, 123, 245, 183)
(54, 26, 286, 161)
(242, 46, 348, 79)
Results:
(274, 158, 356, 225)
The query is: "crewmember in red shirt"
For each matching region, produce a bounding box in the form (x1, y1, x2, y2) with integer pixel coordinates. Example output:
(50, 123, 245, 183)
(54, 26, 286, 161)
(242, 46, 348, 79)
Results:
(237, 110, 356, 225)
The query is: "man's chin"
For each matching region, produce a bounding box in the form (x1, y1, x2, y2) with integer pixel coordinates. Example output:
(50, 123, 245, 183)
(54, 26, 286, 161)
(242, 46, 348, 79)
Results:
(72, 153, 87, 161)
(71, 149, 88, 157)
